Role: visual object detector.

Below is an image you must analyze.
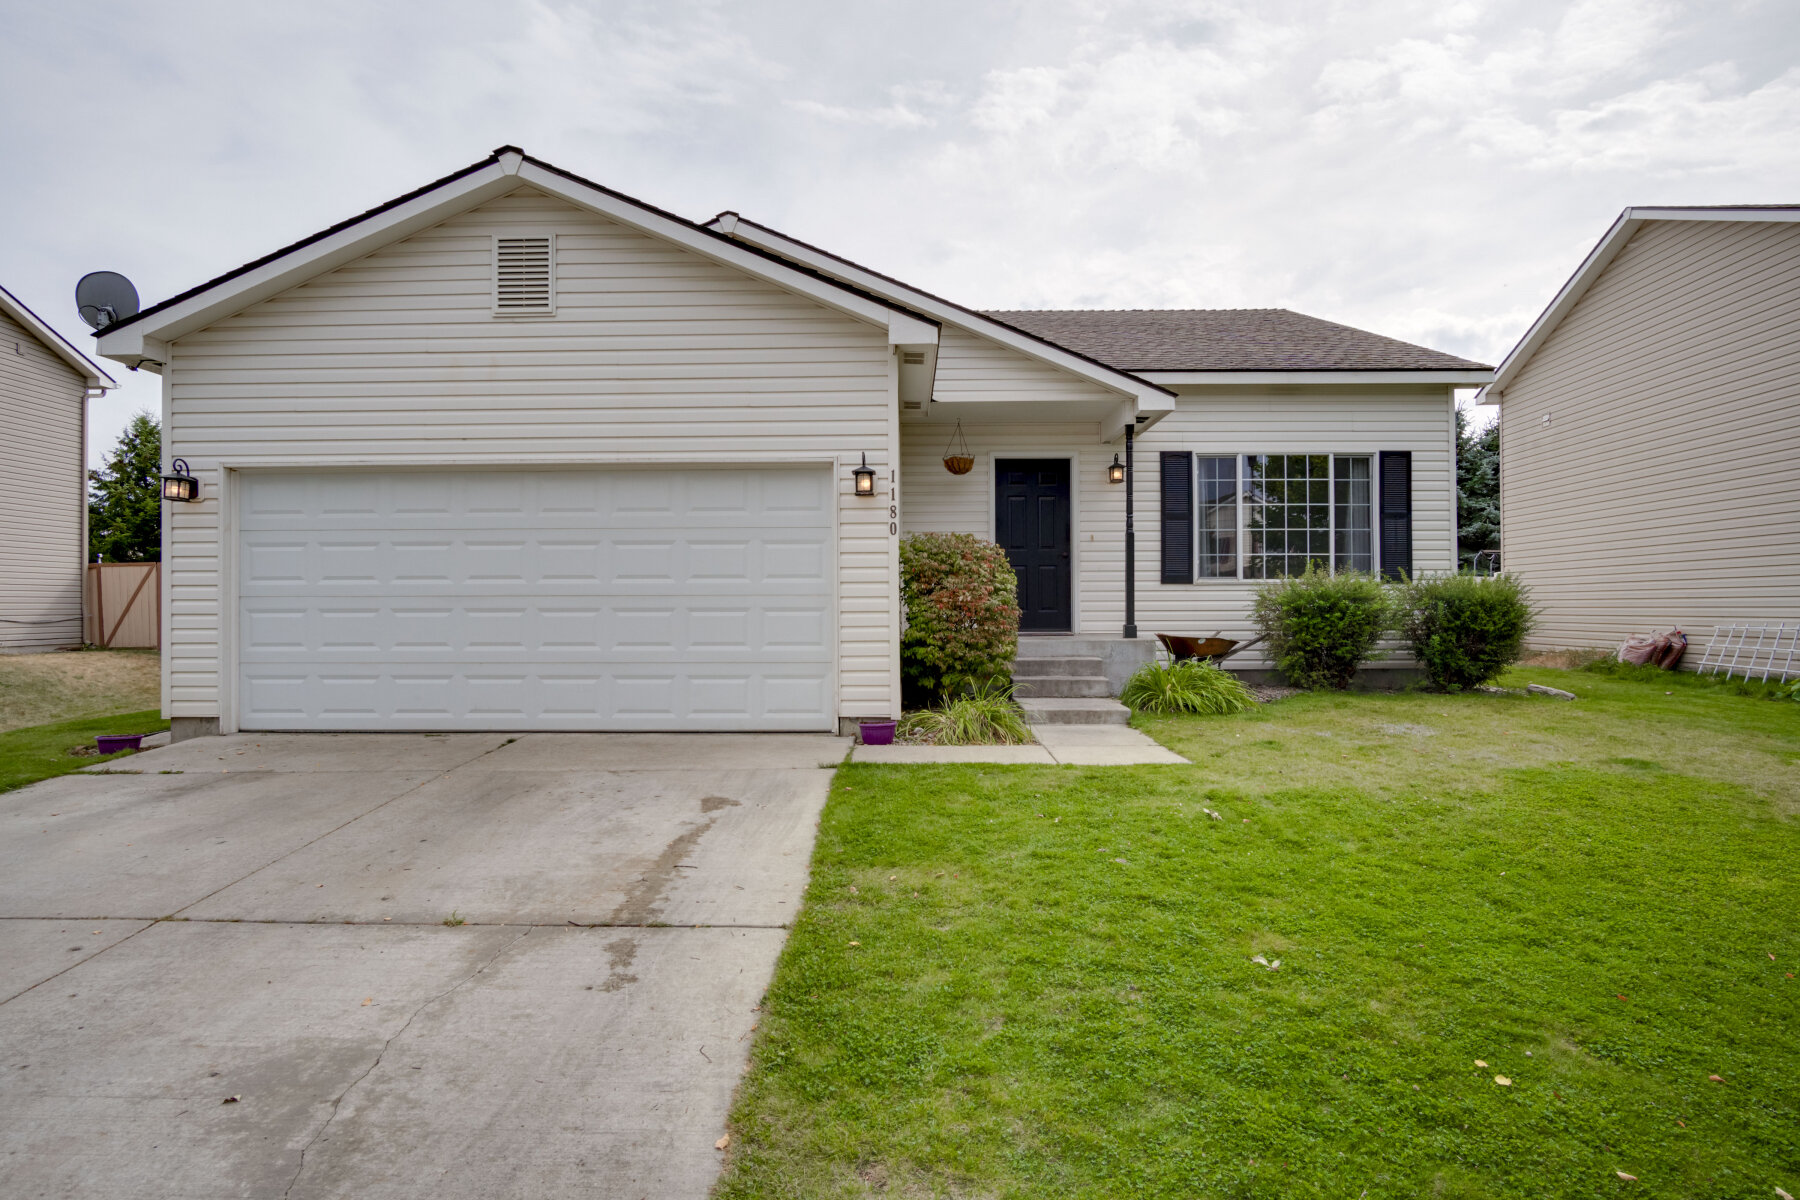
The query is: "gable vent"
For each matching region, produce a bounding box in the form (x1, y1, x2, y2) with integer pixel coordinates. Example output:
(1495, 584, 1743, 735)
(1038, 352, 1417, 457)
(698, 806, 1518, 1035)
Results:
(901, 351, 926, 365)
(494, 236, 554, 315)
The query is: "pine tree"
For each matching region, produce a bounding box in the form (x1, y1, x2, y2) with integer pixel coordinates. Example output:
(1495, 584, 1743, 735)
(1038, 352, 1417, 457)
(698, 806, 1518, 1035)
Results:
(88, 412, 163, 562)
(1456, 405, 1500, 570)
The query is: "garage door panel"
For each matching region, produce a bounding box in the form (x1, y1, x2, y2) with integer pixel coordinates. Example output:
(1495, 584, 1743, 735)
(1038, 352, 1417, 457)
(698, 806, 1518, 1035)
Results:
(240, 536, 832, 592)
(238, 467, 834, 731)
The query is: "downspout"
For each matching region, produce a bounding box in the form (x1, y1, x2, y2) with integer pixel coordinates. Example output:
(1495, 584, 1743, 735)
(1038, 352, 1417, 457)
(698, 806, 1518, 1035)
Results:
(1122, 424, 1137, 639)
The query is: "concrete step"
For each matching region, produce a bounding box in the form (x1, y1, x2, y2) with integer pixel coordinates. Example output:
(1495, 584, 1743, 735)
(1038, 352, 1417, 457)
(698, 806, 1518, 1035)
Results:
(1015, 637, 1133, 658)
(1019, 697, 1132, 726)
(1012, 656, 1104, 678)
(1013, 674, 1113, 699)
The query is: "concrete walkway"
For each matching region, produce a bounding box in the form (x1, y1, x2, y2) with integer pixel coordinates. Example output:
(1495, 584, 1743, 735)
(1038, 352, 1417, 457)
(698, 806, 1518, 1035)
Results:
(0, 731, 848, 1199)
(851, 722, 1186, 765)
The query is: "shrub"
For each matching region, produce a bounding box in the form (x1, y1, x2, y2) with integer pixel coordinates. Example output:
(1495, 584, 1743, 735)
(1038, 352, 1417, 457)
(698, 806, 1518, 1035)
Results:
(898, 679, 1034, 745)
(1249, 565, 1393, 690)
(900, 533, 1020, 701)
(1400, 572, 1535, 692)
(1121, 659, 1255, 715)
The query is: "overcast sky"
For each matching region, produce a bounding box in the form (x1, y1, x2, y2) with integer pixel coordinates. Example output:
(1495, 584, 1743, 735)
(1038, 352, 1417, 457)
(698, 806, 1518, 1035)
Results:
(4, 0, 1797, 465)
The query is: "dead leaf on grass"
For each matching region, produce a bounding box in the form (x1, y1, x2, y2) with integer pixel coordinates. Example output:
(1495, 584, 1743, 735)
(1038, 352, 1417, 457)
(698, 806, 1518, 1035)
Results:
(1474, 1060, 1488, 1068)
(1494, 1076, 1512, 1086)
(1616, 1171, 1637, 1181)
(1709, 1074, 1725, 1083)
(1773, 1187, 1793, 1200)
(715, 1133, 730, 1151)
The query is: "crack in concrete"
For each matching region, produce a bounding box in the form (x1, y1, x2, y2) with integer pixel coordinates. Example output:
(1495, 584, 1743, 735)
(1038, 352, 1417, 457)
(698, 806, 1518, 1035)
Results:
(280, 924, 533, 1200)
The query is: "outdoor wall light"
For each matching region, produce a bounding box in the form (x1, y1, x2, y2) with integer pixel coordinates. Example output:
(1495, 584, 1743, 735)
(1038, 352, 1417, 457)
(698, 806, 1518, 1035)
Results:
(1108, 454, 1126, 485)
(853, 452, 877, 497)
(161, 458, 200, 502)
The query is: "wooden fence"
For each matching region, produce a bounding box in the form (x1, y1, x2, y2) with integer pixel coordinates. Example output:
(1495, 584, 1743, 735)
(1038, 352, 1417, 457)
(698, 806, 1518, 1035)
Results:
(84, 562, 160, 649)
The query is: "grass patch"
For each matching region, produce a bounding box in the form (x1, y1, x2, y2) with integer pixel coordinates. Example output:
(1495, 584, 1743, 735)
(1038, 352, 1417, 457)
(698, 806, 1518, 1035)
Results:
(0, 648, 160, 733)
(718, 669, 1800, 1197)
(0, 710, 168, 794)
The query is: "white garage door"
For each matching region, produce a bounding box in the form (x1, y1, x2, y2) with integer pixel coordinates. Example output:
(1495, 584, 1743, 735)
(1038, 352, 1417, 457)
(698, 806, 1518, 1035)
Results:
(237, 467, 834, 731)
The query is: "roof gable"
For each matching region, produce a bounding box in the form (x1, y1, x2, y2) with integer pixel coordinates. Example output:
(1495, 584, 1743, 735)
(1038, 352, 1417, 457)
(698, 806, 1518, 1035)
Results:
(0, 284, 115, 389)
(96, 147, 938, 371)
(1484, 205, 1800, 401)
(705, 213, 1174, 406)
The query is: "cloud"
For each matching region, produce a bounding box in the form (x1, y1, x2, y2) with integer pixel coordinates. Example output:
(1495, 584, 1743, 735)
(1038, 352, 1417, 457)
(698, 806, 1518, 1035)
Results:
(3, 0, 1797, 462)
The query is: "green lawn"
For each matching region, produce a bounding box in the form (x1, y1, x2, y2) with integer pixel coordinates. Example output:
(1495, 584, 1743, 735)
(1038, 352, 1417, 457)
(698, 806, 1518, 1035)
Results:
(0, 709, 169, 794)
(717, 668, 1800, 1198)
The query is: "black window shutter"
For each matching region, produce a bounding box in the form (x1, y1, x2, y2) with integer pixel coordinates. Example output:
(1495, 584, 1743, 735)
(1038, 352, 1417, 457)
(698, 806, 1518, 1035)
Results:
(1160, 452, 1194, 585)
(1379, 451, 1412, 581)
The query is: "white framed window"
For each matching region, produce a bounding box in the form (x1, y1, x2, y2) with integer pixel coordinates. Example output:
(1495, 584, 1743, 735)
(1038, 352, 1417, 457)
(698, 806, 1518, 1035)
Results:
(1195, 454, 1375, 580)
(492, 234, 555, 316)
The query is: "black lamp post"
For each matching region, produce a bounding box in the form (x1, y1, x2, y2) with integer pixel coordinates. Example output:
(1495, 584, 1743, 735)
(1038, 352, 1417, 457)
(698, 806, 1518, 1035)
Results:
(1122, 427, 1137, 639)
(161, 458, 200, 503)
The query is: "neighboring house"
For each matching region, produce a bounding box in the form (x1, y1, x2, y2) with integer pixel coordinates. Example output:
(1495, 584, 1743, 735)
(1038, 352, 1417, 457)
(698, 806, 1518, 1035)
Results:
(1479, 206, 1800, 657)
(93, 146, 1489, 739)
(0, 284, 116, 653)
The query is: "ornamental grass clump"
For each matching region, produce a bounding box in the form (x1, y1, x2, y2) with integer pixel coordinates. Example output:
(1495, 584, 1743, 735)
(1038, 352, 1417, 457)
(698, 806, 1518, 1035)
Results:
(898, 679, 1034, 745)
(1250, 565, 1393, 690)
(1400, 572, 1535, 691)
(1121, 659, 1255, 715)
(899, 532, 1020, 702)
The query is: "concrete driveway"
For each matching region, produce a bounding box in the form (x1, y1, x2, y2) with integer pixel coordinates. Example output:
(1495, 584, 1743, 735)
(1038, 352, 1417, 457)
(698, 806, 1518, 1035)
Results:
(0, 731, 846, 1199)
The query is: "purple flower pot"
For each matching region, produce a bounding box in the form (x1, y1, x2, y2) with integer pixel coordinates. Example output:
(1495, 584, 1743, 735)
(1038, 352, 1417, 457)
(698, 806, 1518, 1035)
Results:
(858, 720, 897, 746)
(95, 734, 144, 755)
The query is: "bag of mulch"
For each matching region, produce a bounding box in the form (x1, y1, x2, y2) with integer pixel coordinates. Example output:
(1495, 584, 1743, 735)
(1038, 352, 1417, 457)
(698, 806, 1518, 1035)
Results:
(1654, 629, 1687, 670)
(1618, 629, 1688, 670)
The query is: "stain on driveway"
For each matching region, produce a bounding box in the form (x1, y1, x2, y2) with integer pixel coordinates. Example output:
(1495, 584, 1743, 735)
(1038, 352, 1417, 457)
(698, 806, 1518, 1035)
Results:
(0, 732, 845, 1199)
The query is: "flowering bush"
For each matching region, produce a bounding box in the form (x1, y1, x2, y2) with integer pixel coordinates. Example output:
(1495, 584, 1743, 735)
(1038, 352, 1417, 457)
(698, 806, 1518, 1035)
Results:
(899, 533, 1020, 701)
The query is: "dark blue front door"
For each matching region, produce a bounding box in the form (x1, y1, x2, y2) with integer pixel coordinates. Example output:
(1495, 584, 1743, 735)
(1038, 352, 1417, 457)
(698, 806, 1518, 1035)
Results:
(996, 458, 1072, 632)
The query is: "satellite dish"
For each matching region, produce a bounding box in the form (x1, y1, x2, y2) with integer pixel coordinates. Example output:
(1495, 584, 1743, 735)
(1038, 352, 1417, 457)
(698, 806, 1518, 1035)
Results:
(76, 271, 140, 330)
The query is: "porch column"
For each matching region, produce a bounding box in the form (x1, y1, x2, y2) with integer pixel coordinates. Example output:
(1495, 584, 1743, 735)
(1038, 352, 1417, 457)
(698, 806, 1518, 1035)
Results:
(1123, 424, 1138, 639)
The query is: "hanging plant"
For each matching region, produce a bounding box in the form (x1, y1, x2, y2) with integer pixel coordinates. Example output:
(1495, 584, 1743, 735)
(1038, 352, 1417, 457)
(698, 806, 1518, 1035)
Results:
(942, 420, 974, 475)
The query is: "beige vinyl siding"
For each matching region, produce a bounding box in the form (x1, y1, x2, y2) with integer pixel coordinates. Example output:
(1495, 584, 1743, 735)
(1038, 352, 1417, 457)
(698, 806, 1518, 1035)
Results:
(1, 308, 87, 652)
(163, 185, 897, 724)
(902, 385, 1456, 662)
(1498, 219, 1800, 655)
(932, 326, 1113, 404)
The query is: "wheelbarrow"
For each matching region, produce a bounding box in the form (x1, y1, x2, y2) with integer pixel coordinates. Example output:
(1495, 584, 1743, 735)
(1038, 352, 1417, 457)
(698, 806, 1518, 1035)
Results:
(1155, 632, 1266, 664)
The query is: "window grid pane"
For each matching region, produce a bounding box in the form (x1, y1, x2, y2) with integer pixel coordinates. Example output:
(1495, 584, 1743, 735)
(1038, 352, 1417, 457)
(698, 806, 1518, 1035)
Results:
(1196, 457, 1237, 578)
(1245, 454, 1332, 579)
(1333, 455, 1373, 573)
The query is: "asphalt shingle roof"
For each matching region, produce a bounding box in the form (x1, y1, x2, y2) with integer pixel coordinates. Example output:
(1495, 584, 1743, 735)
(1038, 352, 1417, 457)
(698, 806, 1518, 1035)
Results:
(980, 308, 1490, 373)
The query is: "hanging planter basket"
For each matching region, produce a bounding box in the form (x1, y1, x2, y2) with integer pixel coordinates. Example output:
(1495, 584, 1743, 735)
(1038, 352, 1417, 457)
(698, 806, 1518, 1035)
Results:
(942, 420, 974, 475)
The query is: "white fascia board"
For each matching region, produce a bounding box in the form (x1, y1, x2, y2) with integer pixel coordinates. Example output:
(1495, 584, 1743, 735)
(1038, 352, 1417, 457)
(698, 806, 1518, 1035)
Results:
(1625, 205, 1800, 224)
(98, 163, 521, 365)
(1486, 210, 1644, 396)
(0, 284, 117, 388)
(514, 163, 920, 334)
(1489, 204, 1800, 396)
(710, 218, 1171, 407)
(1141, 370, 1493, 386)
(1103, 394, 1175, 443)
(887, 311, 938, 346)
